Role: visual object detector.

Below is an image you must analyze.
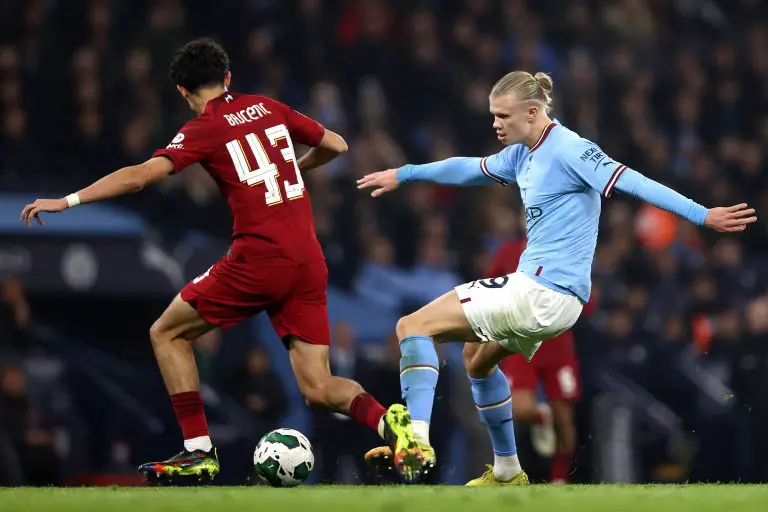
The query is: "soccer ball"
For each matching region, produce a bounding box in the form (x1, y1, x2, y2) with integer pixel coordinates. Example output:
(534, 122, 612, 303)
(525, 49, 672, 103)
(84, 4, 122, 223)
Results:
(253, 428, 314, 487)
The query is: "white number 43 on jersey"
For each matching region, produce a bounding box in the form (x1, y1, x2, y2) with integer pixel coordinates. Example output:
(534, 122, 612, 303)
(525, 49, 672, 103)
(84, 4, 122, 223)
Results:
(226, 123, 305, 206)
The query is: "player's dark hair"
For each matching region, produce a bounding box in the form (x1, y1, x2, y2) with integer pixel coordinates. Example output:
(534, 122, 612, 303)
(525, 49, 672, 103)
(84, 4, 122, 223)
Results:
(169, 38, 230, 93)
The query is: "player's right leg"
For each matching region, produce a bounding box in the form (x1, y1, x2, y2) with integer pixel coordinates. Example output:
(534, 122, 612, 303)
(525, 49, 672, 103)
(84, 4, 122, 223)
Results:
(364, 289, 479, 477)
(270, 259, 423, 483)
(138, 293, 220, 482)
(286, 338, 423, 483)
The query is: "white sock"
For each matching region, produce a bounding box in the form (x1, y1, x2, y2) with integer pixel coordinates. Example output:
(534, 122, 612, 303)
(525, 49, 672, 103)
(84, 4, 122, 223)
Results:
(412, 420, 430, 446)
(377, 417, 386, 440)
(184, 435, 213, 453)
(493, 453, 522, 481)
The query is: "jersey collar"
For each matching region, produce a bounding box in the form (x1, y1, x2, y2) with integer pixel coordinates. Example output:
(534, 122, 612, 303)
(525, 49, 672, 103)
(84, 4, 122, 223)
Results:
(529, 122, 557, 153)
(205, 91, 238, 114)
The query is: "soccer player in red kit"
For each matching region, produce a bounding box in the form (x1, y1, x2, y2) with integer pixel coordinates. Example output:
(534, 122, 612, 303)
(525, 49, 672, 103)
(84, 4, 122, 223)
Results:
(20, 38, 423, 483)
(490, 238, 582, 484)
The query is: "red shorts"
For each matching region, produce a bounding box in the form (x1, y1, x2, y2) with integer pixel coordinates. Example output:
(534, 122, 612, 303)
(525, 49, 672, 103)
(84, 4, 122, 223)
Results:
(500, 331, 581, 401)
(180, 242, 330, 346)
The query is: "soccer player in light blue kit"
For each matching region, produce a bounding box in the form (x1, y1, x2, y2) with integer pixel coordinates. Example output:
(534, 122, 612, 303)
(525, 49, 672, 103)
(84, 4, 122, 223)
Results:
(357, 71, 757, 485)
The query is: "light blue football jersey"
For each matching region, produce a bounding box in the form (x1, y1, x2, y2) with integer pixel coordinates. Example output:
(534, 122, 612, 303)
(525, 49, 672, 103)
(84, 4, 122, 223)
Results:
(481, 122, 630, 303)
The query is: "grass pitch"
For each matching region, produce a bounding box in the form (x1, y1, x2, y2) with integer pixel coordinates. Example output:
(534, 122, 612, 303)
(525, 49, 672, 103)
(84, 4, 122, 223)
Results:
(2, 484, 767, 511)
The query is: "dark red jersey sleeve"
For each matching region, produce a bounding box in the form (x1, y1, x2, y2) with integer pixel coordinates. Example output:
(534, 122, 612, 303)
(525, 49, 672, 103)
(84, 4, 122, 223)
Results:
(276, 102, 325, 147)
(152, 117, 214, 173)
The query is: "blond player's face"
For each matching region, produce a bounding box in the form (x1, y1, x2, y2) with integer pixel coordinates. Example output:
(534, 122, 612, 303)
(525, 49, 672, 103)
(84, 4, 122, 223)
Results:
(489, 93, 534, 146)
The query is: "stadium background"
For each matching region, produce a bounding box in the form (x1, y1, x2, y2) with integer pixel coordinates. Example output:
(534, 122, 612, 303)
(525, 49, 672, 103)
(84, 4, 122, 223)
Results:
(1, 0, 767, 486)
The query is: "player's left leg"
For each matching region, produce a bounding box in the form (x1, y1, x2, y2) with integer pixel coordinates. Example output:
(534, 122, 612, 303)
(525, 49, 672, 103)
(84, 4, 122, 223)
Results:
(139, 294, 220, 482)
(462, 341, 529, 486)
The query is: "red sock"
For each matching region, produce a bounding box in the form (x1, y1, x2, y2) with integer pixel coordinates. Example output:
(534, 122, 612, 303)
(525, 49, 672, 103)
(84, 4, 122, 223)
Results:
(170, 391, 209, 440)
(550, 451, 573, 482)
(348, 392, 386, 434)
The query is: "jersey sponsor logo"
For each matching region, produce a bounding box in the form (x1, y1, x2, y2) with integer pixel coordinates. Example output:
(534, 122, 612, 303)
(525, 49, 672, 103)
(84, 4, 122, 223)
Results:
(578, 145, 610, 167)
(525, 206, 543, 221)
(166, 132, 185, 149)
(224, 103, 273, 126)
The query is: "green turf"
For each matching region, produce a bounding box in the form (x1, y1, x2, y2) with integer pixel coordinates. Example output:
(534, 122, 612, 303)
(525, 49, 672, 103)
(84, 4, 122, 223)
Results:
(1, 485, 767, 511)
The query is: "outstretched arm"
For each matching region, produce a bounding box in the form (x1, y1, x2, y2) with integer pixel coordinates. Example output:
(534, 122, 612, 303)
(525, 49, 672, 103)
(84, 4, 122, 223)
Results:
(615, 169, 757, 232)
(357, 158, 492, 198)
(614, 169, 709, 225)
(20, 156, 174, 226)
(357, 147, 520, 197)
(297, 129, 348, 172)
(563, 139, 757, 233)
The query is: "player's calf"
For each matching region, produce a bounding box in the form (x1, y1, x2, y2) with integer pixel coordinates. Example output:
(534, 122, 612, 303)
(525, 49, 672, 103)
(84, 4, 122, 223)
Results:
(147, 295, 216, 457)
(549, 399, 577, 483)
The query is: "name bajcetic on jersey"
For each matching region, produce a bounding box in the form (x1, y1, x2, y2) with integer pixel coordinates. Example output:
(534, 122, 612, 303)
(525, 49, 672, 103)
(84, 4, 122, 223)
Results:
(223, 103, 273, 127)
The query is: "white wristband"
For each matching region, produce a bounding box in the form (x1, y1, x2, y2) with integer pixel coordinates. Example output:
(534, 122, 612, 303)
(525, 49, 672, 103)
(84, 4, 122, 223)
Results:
(65, 193, 81, 208)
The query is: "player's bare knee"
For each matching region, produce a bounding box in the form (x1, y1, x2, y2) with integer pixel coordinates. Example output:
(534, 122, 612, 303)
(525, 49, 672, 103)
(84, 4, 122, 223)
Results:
(300, 381, 331, 409)
(395, 314, 417, 339)
(149, 320, 169, 347)
(302, 388, 324, 409)
(296, 370, 331, 409)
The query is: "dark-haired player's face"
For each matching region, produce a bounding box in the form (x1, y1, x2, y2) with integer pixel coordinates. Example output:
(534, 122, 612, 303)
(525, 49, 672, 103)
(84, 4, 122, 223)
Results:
(489, 92, 540, 146)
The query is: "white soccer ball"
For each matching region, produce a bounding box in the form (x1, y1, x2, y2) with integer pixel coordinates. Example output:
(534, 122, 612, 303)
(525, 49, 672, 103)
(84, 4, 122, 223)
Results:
(253, 428, 314, 487)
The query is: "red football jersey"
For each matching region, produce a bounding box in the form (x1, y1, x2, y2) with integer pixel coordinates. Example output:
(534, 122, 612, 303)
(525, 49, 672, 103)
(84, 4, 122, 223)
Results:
(153, 91, 326, 265)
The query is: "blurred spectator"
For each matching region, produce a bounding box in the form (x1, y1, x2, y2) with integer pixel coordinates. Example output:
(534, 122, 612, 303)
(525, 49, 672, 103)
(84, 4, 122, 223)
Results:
(194, 329, 222, 386)
(227, 345, 286, 431)
(0, 364, 58, 486)
(0, 276, 31, 359)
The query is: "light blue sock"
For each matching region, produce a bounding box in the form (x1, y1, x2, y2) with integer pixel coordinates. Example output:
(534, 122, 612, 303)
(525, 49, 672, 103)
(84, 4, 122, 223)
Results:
(399, 335, 439, 423)
(469, 368, 517, 456)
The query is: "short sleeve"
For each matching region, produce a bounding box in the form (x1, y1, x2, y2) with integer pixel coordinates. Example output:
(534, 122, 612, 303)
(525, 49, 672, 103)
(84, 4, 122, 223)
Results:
(152, 118, 213, 174)
(273, 101, 325, 147)
(561, 138, 628, 198)
(480, 144, 526, 185)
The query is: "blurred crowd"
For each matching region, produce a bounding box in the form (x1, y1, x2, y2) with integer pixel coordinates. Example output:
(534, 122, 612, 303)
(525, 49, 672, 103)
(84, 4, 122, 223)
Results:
(2, 0, 768, 485)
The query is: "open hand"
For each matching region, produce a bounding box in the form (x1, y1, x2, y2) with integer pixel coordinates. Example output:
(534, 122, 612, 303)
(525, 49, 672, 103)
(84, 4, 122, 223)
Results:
(20, 198, 68, 226)
(357, 169, 399, 198)
(704, 203, 758, 233)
